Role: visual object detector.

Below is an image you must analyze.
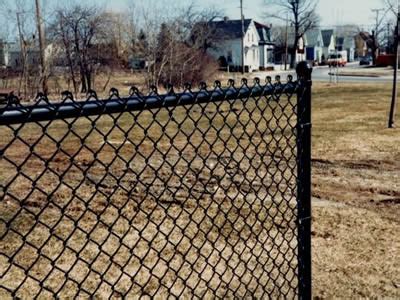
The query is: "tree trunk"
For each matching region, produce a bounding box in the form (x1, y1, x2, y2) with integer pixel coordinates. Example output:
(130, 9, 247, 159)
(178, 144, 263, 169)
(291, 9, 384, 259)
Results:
(290, 50, 296, 69)
(85, 66, 91, 91)
(372, 47, 378, 66)
(80, 65, 87, 93)
(290, 40, 299, 69)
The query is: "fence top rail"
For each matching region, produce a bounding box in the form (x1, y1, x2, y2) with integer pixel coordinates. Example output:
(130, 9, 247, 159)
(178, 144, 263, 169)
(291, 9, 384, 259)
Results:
(0, 76, 299, 125)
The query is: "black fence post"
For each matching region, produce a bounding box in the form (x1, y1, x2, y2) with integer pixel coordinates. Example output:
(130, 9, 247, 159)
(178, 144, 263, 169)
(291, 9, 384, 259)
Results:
(296, 61, 312, 300)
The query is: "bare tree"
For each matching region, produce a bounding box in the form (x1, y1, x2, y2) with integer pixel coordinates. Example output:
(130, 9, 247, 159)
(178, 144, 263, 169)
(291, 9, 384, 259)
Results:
(51, 4, 111, 93)
(384, 0, 399, 127)
(264, 0, 319, 68)
(385, 0, 399, 15)
(126, 0, 220, 88)
(356, 7, 390, 65)
(0, 0, 41, 99)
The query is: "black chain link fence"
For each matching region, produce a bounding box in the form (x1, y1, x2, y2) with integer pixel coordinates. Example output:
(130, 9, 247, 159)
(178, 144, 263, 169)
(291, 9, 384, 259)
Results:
(0, 64, 312, 298)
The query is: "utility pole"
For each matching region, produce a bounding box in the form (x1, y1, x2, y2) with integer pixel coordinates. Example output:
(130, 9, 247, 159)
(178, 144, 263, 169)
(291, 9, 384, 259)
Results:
(16, 12, 24, 70)
(35, 0, 47, 94)
(387, 22, 391, 52)
(284, 12, 288, 70)
(372, 8, 385, 55)
(240, 0, 245, 74)
(389, 5, 400, 128)
(16, 11, 27, 97)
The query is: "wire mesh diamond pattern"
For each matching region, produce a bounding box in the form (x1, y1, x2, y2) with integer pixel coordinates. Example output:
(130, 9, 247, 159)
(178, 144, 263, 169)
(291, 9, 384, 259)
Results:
(0, 76, 303, 298)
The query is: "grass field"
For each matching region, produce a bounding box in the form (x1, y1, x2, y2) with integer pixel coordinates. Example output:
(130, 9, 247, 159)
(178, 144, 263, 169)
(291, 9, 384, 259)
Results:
(0, 76, 399, 298)
(311, 83, 400, 297)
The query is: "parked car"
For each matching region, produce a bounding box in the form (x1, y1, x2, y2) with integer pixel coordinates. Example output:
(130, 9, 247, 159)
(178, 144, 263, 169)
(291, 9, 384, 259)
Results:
(327, 53, 347, 67)
(359, 56, 372, 66)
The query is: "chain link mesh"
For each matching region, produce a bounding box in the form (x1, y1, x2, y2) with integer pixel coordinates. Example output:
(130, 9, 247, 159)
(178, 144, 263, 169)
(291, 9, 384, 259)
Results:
(0, 75, 304, 298)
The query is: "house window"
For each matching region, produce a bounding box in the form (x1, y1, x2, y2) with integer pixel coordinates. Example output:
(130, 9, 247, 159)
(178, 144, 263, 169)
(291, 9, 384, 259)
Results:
(252, 49, 256, 61)
(248, 33, 250, 42)
(252, 33, 254, 42)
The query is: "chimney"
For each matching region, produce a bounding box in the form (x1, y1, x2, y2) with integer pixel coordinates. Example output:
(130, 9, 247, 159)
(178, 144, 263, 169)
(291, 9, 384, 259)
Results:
(224, 16, 229, 22)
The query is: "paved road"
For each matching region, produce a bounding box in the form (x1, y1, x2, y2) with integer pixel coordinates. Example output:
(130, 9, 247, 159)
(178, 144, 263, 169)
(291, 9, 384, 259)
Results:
(255, 63, 396, 83)
(312, 65, 395, 83)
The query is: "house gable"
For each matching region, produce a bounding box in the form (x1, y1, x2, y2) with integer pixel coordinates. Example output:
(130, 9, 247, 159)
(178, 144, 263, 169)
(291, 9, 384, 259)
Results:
(305, 29, 323, 48)
(254, 21, 274, 45)
(321, 30, 335, 49)
(244, 21, 261, 48)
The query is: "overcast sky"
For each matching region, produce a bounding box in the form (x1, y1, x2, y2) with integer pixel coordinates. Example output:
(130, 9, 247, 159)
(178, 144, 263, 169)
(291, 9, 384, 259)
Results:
(103, 0, 387, 28)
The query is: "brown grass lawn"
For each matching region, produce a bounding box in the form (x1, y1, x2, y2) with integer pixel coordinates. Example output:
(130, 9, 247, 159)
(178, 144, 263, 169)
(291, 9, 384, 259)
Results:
(311, 83, 400, 298)
(0, 77, 399, 298)
(0, 94, 299, 298)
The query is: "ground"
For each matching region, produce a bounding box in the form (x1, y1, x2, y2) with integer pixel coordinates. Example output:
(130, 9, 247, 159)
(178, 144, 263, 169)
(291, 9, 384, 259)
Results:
(0, 72, 399, 297)
(328, 66, 394, 77)
(311, 83, 400, 297)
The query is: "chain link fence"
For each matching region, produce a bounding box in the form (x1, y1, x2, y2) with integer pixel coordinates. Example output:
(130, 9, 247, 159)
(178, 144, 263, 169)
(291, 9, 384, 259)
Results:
(0, 64, 312, 298)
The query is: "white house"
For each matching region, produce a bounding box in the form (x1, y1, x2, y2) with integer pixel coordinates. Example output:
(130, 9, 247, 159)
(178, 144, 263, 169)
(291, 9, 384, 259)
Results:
(206, 18, 271, 72)
(304, 29, 323, 65)
(254, 21, 275, 70)
(336, 36, 356, 62)
(271, 27, 306, 68)
(321, 29, 336, 62)
(0, 41, 55, 70)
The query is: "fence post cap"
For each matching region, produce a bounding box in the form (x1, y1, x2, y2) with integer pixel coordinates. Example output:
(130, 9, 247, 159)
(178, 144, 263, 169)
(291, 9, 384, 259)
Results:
(296, 61, 313, 79)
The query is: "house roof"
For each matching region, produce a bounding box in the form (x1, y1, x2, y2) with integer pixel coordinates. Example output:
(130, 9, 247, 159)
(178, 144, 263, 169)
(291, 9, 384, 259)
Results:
(254, 21, 273, 44)
(321, 29, 334, 47)
(270, 26, 307, 51)
(208, 19, 253, 39)
(336, 37, 344, 47)
(305, 29, 322, 47)
(272, 26, 296, 46)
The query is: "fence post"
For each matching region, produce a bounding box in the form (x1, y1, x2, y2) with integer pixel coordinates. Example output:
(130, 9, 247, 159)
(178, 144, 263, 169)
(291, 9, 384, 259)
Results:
(296, 61, 312, 300)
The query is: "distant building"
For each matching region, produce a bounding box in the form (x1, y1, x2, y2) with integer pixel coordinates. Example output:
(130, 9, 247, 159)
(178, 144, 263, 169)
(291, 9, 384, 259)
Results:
(272, 27, 306, 67)
(254, 21, 275, 70)
(205, 18, 274, 72)
(0, 41, 54, 70)
(355, 32, 371, 58)
(304, 29, 323, 65)
(0, 41, 40, 71)
(321, 30, 336, 62)
(336, 36, 356, 62)
(5, 42, 41, 70)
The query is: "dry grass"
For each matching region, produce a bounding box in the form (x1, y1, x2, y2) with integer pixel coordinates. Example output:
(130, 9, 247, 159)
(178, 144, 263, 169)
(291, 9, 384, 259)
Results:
(1, 70, 273, 102)
(0, 97, 299, 298)
(0, 78, 399, 298)
(311, 82, 400, 297)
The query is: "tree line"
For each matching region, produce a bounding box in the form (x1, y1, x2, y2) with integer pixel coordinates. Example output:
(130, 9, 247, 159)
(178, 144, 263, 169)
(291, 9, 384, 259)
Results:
(0, 0, 221, 98)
